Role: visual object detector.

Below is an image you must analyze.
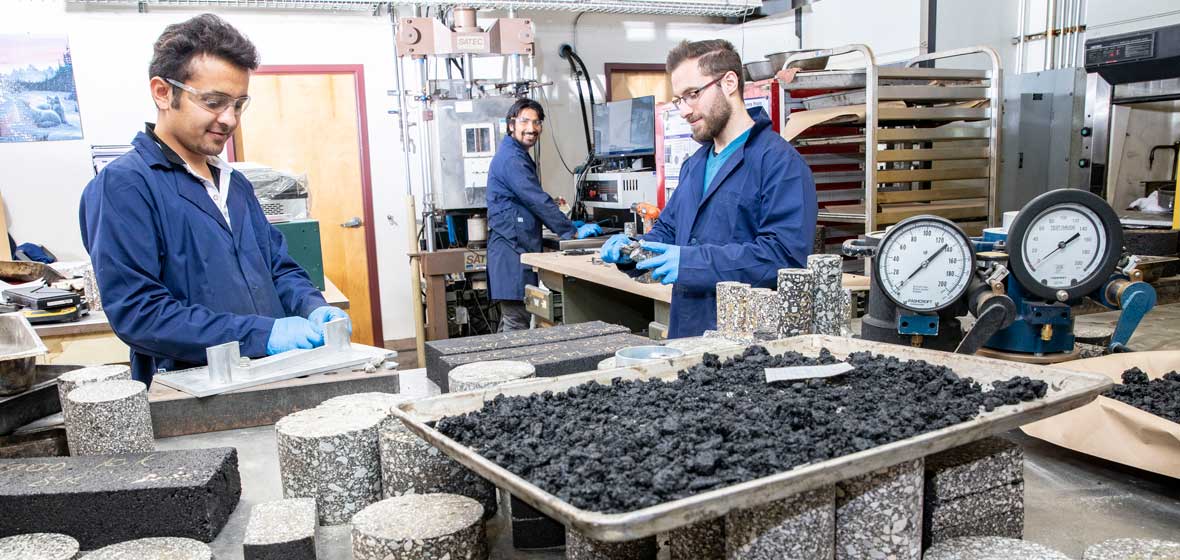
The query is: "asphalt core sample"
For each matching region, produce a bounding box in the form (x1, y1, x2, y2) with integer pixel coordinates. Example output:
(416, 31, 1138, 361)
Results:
(437, 346, 1047, 513)
(1103, 367, 1180, 424)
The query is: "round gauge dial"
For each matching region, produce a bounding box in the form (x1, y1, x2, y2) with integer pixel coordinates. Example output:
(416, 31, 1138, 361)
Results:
(1007, 189, 1122, 301)
(875, 216, 975, 312)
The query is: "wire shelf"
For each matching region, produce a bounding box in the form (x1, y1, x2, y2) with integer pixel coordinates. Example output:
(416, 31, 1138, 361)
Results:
(68, 0, 759, 16)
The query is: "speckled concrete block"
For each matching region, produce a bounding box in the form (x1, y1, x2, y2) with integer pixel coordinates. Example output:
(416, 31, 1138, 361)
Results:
(726, 487, 835, 560)
(379, 422, 497, 518)
(926, 482, 1024, 533)
(448, 360, 536, 393)
(438, 333, 650, 386)
(63, 380, 154, 456)
(925, 437, 1023, 502)
(275, 406, 385, 525)
(0, 533, 79, 560)
(924, 508, 1023, 548)
(86, 537, 211, 560)
(1084, 538, 1180, 560)
(56, 365, 131, 417)
(666, 517, 724, 560)
(808, 254, 845, 336)
(744, 288, 782, 339)
(566, 528, 657, 560)
(425, 321, 629, 390)
(835, 458, 923, 560)
(715, 281, 751, 337)
(924, 536, 1072, 560)
(242, 498, 317, 560)
(351, 494, 486, 560)
(776, 268, 815, 337)
(318, 392, 408, 417)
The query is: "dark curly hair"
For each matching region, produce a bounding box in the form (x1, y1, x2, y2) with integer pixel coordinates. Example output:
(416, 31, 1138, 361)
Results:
(150, 14, 259, 106)
(506, 98, 545, 134)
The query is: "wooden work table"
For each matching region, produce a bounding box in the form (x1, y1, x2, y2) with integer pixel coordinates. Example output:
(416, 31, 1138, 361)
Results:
(32, 278, 350, 365)
(521, 251, 869, 333)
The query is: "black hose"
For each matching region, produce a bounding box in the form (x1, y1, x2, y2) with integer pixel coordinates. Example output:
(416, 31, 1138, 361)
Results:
(559, 44, 593, 157)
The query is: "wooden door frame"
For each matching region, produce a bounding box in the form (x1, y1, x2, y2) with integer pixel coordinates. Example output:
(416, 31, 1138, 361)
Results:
(228, 64, 384, 346)
(604, 63, 667, 102)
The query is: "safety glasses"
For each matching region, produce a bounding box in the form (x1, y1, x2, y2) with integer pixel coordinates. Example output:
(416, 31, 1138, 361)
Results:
(165, 77, 251, 116)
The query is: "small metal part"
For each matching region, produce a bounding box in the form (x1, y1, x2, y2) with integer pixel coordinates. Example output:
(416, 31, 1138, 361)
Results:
(206, 341, 240, 384)
(1040, 324, 1053, 341)
(1055, 290, 1069, 302)
(154, 319, 388, 398)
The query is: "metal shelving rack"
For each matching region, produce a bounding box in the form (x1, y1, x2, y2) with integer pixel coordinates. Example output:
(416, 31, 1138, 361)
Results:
(782, 45, 1003, 236)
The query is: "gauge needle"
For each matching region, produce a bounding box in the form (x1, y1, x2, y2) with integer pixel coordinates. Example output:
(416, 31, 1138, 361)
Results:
(1032, 232, 1081, 268)
(898, 244, 948, 288)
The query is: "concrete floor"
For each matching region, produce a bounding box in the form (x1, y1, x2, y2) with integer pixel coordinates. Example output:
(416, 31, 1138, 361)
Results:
(157, 369, 1180, 560)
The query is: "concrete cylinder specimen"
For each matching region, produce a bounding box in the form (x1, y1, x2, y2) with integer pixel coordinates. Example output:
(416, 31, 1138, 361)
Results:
(448, 360, 536, 393)
(726, 486, 835, 560)
(86, 537, 211, 560)
(56, 365, 131, 416)
(351, 494, 486, 560)
(807, 254, 844, 336)
(744, 287, 782, 340)
(840, 288, 855, 337)
(276, 405, 385, 525)
(834, 459, 923, 560)
(1084, 538, 1180, 560)
(597, 357, 617, 370)
(0, 533, 80, 560)
(242, 498, 317, 560)
(318, 392, 409, 418)
(715, 281, 751, 337)
(666, 518, 724, 560)
(63, 380, 154, 456)
(925, 537, 1073, 560)
(776, 268, 815, 337)
(379, 422, 497, 519)
(566, 528, 657, 560)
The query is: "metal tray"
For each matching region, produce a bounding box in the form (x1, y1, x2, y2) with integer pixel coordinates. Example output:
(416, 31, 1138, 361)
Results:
(0, 314, 48, 396)
(390, 335, 1112, 542)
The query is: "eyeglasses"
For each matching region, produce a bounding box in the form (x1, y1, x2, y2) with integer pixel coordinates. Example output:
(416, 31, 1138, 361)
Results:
(165, 78, 251, 116)
(670, 73, 730, 109)
(513, 116, 544, 127)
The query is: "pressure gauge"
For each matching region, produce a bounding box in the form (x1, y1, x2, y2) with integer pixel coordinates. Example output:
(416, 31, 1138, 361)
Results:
(875, 216, 976, 312)
(1007, 189, 1122, 302)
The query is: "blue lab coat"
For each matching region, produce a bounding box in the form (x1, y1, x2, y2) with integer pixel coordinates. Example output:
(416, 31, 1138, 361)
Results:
(486, 135, 576, 301)
(630, 107, 817, 338)
(79, 128, 327, 384)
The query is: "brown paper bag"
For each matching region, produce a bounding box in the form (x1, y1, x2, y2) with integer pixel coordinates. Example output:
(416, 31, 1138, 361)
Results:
(1021, 351, 1180, 478)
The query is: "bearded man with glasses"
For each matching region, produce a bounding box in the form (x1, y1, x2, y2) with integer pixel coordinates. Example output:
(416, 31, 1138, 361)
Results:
(486, 98, 604, 331)
(79, 14, 348, 385)
(601, 39, 817, 339)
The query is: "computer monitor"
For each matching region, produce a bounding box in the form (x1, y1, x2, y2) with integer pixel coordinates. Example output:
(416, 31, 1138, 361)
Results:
(592, 95, 656, 158)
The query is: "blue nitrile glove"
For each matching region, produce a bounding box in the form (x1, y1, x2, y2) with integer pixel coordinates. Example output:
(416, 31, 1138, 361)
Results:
(636, 241, 681, 285)
(572, 220, 586, 227)
(266, 316, 325, 355)
(308, 305, 352, 336)
(576, 223, 604, 239)
(600, 233, 633, 264)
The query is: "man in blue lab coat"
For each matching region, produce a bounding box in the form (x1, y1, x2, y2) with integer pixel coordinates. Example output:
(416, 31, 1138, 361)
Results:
(79, 14, 349, 385)
(486, 98, 603, 331)
(601, 39, 817, 338)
